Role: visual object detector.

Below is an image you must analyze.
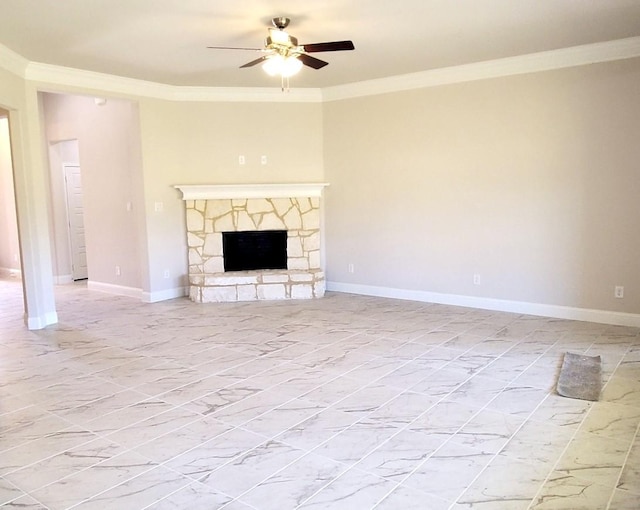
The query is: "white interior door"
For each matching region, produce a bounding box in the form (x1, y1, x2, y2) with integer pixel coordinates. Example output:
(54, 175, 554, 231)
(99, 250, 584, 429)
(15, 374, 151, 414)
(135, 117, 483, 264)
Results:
(63, 164, 88, 280)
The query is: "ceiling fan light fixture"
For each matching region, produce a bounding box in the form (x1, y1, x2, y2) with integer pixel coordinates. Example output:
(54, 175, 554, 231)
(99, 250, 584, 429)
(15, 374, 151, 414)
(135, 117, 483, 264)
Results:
(262, 54, 302, 77)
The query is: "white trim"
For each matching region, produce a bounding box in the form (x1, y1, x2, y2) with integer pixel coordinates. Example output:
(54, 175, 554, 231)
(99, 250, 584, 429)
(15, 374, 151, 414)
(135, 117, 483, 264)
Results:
(76, 280, 186, 303)
(27, 311, 58, 330)
(26, 63, 171, 98)
(87, 281, 143, 299)
(322, 36, 640, 101)
(1, 38, 638, 103)
(142, 286, 188, 303)
(174, 183, 330, 200)
(0, 43, 29, 77)
(326, 281, 640, 328)
(54, 274, 73, 285)
(0, 267, 22, 278)
(25, 62, 322, 103)
(171, 86, 322, 103)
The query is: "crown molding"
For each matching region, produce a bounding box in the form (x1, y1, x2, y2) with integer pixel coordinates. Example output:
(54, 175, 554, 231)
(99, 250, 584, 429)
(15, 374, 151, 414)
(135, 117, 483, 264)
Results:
(2, 37, 639, 103)
(170, 86, 322, 103)
(25, 62, 171, 98)
(322, 36, 640, 102)
(0, 43, 29, 78)
(24, 62, 322, 102)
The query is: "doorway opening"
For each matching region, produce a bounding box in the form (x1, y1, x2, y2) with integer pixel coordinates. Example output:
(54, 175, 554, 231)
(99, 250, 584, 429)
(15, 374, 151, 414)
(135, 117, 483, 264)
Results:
(63, 163, 88, 281)
(48, 139, 87, 283)
(0, 108, 26, 318)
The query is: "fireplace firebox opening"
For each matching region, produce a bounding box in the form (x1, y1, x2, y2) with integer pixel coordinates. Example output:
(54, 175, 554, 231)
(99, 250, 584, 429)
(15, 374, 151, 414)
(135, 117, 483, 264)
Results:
(222, 230, 287, 272)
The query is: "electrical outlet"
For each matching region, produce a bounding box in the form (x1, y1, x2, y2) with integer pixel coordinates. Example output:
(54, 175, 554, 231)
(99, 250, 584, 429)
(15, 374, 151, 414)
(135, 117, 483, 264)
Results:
(473, 274, 481, 285)
(239, 155, 246, 165)
(154, 201, 163, 212)
(615, 286, 624, 299)
(348, 263, 355, 274)
(261, 155, 268, 165)
(163, 269, 170, 279)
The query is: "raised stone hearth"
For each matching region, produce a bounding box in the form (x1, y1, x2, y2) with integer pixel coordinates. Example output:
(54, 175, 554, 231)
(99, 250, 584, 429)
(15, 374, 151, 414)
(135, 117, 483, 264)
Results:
(175, 184, 328, 303)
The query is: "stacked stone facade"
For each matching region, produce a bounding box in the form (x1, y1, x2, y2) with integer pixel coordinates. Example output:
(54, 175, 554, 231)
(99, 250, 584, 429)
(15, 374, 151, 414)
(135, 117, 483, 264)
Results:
(185, 196, 325, 303)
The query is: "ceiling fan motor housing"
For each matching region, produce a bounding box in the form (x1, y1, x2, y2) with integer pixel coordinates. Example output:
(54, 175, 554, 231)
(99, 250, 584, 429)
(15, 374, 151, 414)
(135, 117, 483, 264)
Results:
(272, 17, 290, 30)
(266, 19, 299, 58)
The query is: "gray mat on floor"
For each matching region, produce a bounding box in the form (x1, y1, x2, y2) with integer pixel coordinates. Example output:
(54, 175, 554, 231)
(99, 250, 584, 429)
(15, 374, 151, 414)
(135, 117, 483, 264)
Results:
(556, 352, 601, 401)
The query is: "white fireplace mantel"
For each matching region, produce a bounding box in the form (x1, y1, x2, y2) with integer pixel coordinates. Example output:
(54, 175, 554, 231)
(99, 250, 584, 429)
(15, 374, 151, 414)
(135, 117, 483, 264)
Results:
(174, 183, 329, 200)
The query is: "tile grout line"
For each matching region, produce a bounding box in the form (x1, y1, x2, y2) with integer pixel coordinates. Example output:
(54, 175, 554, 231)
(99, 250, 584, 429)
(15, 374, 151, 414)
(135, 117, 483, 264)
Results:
(524, 330, 630, 510)
(291, 317, 534, 509)
(2, 279, 638, 509)
(373, 326, 560, 509)
(181, 321, 480, 507)
(603, 337, 640, 510)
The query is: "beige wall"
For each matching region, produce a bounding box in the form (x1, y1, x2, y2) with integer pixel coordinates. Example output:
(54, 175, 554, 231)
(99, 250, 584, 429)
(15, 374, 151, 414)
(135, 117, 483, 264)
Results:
(323, 57, 640, 314)
(0, 115, 21, 273)
(137, 99, 324, 296)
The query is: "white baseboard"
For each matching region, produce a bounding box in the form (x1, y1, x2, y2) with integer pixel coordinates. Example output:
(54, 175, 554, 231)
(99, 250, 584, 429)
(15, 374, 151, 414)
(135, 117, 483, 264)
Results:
(85, 281, 187, 303)
(1, 267, 57, 330)
(27, 311, 59, 330)
(54, 274, 73, 284)
(87, 281, 143, 300)
(142, 286, 188, 303)
(0, 267, 22, 279)
(326, 281, 640, 328)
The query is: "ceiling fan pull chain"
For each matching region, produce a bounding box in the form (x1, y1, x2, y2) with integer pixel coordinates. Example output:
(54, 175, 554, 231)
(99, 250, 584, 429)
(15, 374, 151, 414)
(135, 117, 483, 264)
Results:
(281, 75, 292, 93)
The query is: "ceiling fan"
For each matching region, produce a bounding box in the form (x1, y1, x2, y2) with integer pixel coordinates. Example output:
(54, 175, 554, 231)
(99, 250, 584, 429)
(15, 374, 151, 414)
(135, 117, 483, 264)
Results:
(207, 17, 355, 86)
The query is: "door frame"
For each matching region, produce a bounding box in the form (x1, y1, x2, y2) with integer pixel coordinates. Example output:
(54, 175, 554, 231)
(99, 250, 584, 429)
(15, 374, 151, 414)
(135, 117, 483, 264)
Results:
(62, 163, 88, 281)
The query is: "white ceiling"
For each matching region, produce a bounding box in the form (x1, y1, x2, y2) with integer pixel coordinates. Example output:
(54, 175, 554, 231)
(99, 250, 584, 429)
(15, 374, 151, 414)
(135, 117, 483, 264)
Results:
(2, 0, 640, 89)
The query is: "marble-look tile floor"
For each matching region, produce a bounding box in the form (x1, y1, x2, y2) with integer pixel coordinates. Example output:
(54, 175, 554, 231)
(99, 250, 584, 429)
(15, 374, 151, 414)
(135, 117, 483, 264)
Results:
(1, 277, 639, 509)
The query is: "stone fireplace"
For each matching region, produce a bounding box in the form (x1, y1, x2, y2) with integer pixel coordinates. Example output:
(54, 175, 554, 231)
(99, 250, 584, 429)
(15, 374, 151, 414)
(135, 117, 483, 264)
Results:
(175, 183, 328, 303)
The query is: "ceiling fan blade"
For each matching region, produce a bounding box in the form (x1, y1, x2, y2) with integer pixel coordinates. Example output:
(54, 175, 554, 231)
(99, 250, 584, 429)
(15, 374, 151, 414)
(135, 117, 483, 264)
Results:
(240, 56, 268, 68)
(298, 53, 329, 70)
(207, 46, 263, 51)
(302, 41, 355, 52)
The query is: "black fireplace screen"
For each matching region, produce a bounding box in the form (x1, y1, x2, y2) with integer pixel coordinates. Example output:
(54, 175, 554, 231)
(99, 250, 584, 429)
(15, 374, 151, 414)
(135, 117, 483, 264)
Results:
(222, 230, 287, 272)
